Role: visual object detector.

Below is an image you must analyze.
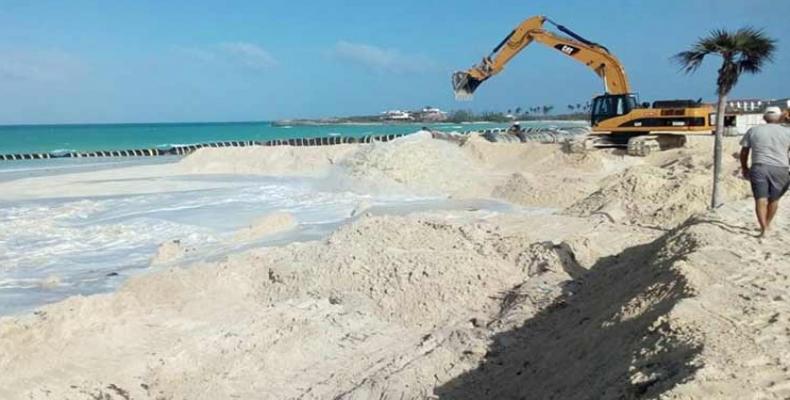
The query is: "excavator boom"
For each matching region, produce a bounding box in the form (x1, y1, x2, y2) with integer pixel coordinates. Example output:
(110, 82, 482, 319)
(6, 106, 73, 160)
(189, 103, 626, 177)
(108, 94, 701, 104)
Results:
(453, 16, 631, 100)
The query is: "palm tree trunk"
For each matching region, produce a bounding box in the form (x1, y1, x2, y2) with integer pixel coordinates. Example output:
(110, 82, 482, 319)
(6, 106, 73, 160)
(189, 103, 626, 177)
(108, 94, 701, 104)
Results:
(711, 93, 727, 209)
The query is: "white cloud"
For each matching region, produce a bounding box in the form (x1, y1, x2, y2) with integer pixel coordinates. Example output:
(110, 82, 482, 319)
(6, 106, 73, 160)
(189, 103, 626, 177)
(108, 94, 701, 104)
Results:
(0, 49, 85, 83)
(330, 41, 435, 73)
(219, 42, 277, 69)
(177, 42, 277, 71)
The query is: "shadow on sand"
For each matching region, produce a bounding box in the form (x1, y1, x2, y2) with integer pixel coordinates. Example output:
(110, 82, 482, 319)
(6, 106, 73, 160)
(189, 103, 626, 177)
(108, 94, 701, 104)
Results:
(435, 229, 703, 400)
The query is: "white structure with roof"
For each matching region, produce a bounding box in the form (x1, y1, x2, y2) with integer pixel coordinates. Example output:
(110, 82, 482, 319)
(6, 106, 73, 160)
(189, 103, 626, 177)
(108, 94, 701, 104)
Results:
(421, 106, 447, 121)
(381, 110, 413, 121)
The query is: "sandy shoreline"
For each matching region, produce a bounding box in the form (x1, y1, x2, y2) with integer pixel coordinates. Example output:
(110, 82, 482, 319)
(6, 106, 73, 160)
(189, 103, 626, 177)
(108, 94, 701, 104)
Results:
(0, 133, 788, 399)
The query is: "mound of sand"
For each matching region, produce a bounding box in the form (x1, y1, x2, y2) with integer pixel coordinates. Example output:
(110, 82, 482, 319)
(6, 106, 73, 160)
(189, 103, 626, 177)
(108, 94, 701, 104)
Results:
(5, 202, 781, 400)
(461, 135, 627, 208)
(150, 239, 198, 266)
(460, 134, 609, 174)
(340, 132, 486, 196)
(0, 213, 656, 399)
(175, 133, 619, 205)
(231, 212, 297, 242)
(434, 204, 790, 400)
(492, 172, 599, 208)
(177, 144, 358, 177)
(566, 144, 751, 228)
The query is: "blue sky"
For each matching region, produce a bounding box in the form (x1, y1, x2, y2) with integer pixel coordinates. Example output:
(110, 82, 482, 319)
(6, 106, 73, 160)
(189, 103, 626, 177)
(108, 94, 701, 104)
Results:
(0, 0, 788, 124)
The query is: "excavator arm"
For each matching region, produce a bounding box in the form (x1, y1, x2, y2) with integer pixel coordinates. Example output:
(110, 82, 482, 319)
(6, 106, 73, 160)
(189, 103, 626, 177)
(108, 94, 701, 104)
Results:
(453, 16, 631, 99)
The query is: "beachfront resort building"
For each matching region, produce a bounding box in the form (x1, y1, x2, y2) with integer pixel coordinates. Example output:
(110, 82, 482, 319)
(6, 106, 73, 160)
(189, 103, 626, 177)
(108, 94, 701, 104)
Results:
(419, 107, 448, 122)
(381, 107, 448, 122)
(381, 110, 413, 121)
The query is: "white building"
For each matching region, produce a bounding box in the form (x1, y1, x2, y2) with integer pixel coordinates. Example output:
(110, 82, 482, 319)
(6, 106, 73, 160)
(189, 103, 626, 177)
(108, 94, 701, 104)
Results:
(721, 97, 789, 135)
(727, 98, 789, 113)
(382, 110, 413, 121)
(421, 107, 447, 122)
(727, 99, 764, 113)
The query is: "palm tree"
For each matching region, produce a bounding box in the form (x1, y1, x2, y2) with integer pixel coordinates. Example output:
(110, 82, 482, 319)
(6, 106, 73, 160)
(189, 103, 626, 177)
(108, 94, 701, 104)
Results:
(674, 27, 776, 209)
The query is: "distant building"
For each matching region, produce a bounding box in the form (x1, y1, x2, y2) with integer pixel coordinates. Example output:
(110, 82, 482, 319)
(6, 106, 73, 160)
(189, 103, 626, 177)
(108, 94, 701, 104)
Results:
(727, 99, 765, 113)
(720, 97, 789, 135)
(727, 98, 789, 113)
(420, 107, 447, 122)
(381, 110, 413, 121)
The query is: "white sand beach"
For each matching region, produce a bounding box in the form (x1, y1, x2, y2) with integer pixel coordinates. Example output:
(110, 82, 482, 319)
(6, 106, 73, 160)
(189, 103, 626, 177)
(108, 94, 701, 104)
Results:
(0, 133, 788, 399)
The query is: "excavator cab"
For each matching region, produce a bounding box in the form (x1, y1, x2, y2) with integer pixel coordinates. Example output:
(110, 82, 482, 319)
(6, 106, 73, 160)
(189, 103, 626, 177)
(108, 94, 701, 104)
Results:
(590, 94, 639, 126)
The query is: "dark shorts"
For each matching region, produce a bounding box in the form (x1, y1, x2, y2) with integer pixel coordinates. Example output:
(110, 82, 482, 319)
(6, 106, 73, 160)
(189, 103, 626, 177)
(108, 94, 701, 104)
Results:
(750, 164, 790, 201)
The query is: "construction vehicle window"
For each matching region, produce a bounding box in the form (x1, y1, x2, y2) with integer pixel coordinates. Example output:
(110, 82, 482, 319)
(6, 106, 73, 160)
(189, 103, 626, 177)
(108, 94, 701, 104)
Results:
(593, 97, 611, 116)
(616, 97, 634, 115)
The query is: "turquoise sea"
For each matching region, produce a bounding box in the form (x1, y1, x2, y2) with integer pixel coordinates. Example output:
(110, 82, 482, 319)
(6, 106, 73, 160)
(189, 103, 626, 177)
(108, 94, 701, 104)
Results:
(0, 121, 519, 155)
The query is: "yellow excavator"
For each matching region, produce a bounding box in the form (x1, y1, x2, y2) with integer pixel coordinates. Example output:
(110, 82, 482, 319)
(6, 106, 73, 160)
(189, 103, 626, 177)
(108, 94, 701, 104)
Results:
(453, 15, 720, 155)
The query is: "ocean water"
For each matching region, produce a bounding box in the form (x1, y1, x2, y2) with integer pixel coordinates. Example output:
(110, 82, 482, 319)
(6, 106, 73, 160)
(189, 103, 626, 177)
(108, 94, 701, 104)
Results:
(0, 121, 520, 154)
(0, 120, 578, 315)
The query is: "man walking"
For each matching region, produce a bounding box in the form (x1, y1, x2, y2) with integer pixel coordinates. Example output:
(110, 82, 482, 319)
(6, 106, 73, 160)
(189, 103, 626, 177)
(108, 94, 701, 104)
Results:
(740, 106, 790, 237)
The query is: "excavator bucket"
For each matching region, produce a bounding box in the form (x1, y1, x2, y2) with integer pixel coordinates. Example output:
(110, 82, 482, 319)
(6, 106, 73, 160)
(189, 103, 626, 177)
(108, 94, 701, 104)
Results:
(452, 71, 482, 101)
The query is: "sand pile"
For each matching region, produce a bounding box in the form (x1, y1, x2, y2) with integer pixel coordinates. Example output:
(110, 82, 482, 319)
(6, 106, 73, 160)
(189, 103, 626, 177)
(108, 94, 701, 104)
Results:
(176, 134, 488, 196)
(0, 213, 655, 399)
(460, 135, 624, 207)
(177, 144, 358, 176)
(656, 205, 790, 398)
(566, 141, 751, 228)
(428, 203, 790, 399)
(461, 134, 609, 174)
(149, 239, 197, 265)
(339, 132, 486, 196)
(175, 133, 618, 204)
(231, 212, 297, 242)
(491, 171, 598, 208)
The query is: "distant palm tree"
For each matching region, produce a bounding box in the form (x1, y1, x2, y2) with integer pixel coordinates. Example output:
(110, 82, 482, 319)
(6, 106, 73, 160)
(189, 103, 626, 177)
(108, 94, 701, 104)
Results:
(567, 104, 574, 112)
(674, 27, 776, 208)
(515, 107, 522, 116)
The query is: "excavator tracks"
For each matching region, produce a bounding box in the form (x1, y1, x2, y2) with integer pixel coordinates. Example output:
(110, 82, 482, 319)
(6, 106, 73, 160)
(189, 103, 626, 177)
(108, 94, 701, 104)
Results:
(566, 134, 688, 156)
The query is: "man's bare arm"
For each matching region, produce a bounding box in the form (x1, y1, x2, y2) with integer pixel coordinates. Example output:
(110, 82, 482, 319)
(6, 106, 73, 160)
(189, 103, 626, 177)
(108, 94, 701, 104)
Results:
(740, 147, 750, 179)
